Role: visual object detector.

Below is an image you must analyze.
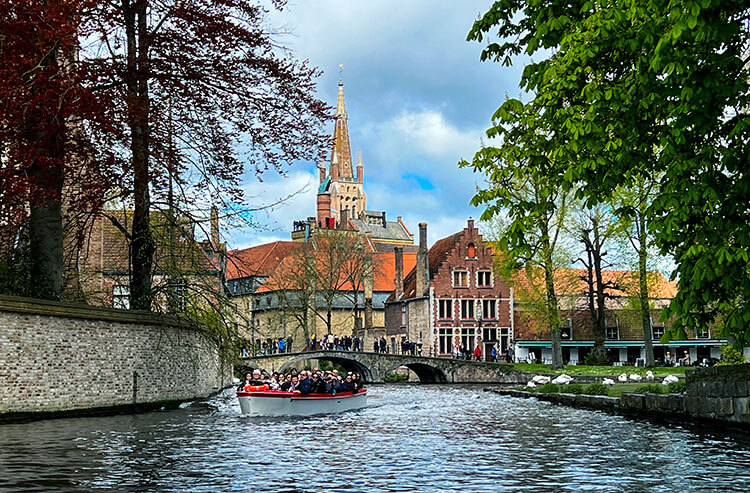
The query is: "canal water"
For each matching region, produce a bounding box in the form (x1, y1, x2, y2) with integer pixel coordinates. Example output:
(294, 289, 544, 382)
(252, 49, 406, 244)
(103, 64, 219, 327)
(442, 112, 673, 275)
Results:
(2, 385, 750, 492)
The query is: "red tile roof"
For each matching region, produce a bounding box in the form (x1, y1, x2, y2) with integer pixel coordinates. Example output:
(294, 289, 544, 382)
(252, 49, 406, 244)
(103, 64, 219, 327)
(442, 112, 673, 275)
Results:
(226, 241, 299, 280)
(255, 250, 417, 294)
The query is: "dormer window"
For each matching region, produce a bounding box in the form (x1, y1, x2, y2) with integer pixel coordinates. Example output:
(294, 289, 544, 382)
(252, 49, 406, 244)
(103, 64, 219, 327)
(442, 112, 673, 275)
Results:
(467, 243, 476, 259)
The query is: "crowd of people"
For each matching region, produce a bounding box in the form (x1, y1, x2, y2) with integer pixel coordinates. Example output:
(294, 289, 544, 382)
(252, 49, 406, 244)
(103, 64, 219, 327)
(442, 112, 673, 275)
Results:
(238, 368, 364, 395)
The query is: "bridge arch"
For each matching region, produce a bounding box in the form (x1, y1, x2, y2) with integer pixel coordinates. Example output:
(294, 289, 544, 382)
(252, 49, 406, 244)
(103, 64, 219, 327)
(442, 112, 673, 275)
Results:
(277, 354, 375, 382)
(382, 361, 449, 384)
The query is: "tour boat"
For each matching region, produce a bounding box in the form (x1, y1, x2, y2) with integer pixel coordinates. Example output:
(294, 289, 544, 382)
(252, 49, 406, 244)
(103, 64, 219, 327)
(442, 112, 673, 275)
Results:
(236, 386, 368, 416)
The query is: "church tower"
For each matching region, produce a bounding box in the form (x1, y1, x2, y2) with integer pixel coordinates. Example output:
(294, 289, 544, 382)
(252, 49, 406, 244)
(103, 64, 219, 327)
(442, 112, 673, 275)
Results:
(317, 73, 366, 228)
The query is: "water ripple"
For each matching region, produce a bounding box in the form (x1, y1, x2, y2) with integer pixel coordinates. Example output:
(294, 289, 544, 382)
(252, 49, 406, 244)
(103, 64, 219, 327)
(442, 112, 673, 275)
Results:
(1, 385, 750, 492)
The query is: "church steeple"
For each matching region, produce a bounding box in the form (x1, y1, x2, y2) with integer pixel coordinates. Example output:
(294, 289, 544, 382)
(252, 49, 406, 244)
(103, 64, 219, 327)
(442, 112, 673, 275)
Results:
(331, 65, 353, 178)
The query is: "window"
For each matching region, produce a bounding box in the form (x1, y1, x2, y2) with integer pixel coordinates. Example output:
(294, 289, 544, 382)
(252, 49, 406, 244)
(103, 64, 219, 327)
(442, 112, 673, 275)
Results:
(481, 299, 496, 319)
(477, 270, 492, 288)
(467, 243, 476, 259)
(460, 299, 474, 319)
(606, 326, 619, 340)
(401, 304, 407, 327)
(439, 328, 453, 355)
(438, 300, 452, 320)
(483, 327, 498, 342)
(461, 327, 475, 351)
(653, 324, 665, 339)
(453, 270, 468, 287)
(697, 327, 709, 339)
(168, 278, 188, 312)
(113, 285, 130, 310)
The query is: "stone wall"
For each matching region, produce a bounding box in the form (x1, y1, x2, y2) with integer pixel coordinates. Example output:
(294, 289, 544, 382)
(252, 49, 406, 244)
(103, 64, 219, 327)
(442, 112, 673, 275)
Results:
(683, 364, 750, 423)
(0, 295, 230, 421)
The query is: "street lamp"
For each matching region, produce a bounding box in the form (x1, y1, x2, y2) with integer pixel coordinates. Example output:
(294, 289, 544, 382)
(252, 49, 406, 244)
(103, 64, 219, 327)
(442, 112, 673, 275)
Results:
(475, 300, 483, 361)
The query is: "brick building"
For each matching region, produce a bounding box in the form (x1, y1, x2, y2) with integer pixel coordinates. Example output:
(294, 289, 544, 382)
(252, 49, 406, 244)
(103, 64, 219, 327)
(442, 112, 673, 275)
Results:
(70, 208, 225, 311)
(386, 218, 726, 365)
(385, 219, 513, 359)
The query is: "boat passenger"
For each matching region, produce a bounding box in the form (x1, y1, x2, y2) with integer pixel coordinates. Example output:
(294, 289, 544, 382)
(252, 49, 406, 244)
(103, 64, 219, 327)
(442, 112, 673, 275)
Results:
(340, 374, 355, 393)
(280, 374, 292, 392)
(289, 376, 300, 393)
(310, 373, 326, 393)
(267, 373, 280, 390)
(297, 371, 312, 395)
(240, 369, 266, 389)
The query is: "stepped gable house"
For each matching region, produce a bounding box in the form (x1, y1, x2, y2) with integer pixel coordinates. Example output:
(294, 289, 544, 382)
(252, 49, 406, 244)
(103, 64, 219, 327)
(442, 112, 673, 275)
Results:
(385, 219, 513, 359)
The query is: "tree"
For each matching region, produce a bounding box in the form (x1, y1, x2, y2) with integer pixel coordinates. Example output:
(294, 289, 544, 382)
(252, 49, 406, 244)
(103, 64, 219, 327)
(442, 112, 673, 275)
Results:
(460, 102, 571, 369)
(613, 175, 661, 366)
(80, 0, 330, 310)
(468, 1, 750, 347)
(570, 204, 625, 365)
(0, 0, 121, 299)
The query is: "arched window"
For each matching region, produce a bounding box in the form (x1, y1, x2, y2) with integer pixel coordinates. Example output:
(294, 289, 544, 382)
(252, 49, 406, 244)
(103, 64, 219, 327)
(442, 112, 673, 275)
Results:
(467, 243, 476, 259)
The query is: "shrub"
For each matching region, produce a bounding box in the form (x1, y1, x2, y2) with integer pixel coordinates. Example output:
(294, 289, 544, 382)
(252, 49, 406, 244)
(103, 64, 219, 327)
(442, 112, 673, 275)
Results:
(537, 383, 561, 393)
(383, 373, 408, 383)
(634, 384, 664, 394)
(716, 345, 746, 366)
(565, 384, 584, 394)
(667, 381, 687, 394)
(583, 383, 610, 396)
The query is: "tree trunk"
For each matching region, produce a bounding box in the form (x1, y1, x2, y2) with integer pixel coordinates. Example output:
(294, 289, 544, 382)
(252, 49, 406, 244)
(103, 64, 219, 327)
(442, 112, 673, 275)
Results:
(543, 248, 563, 370)
(125, 0, 154, 310)
(28, 162, 64, 300)
(638, 211, 655, 366)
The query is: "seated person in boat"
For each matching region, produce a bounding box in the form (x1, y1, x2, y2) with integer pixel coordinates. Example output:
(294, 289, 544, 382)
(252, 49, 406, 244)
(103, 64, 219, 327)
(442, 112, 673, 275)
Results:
(295, 371, 312, 395)
(310, 372, 327, 393)
(239, 370, 265, 389)
(279, 374, 293, 391)
(340, 374, 355, 393)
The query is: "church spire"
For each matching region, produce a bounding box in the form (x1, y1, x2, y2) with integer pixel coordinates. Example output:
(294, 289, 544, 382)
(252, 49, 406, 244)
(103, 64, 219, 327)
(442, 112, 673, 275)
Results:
(331, 65, 353, 178)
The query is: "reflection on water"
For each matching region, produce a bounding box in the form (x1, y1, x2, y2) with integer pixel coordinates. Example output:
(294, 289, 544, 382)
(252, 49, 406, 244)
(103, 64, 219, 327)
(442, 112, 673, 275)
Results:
(1, 385, 750, 492)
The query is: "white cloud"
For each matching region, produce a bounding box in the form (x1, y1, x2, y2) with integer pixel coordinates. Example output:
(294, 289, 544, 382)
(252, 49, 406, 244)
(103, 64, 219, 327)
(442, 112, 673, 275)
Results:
(390, 110, 482, 160)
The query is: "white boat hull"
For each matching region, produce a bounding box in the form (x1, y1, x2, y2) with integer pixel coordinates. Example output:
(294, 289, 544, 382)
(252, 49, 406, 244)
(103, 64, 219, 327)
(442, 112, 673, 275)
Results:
(237, 390, 367, 416)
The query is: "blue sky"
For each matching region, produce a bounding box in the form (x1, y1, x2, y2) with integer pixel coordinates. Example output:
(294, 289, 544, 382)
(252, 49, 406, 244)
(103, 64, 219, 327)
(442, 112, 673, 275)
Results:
(228, 1, 521, 249)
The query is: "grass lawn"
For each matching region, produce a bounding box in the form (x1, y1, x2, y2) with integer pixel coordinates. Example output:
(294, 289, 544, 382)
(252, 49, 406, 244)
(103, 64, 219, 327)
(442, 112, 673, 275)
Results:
(519, 382, 672, 397)
(512, 363, 687, 378)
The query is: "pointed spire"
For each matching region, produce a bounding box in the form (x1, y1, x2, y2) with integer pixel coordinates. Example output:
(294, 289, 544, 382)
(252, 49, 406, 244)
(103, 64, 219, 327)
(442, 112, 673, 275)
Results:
(331, 66, 353, 178)
(357, 148, 362, 166)
(336, 64, 346, 117)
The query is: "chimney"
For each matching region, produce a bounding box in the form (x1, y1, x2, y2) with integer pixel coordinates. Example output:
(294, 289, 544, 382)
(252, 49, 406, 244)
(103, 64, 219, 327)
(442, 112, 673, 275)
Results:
(364, 255, 374, 330)
(331, 149, 340, 181)
(210, 205, 220, 251)
(394, 247, 404, 299)
(381, 211, 387, 228)
(416, 223, 428, 297)
(341, 208, 349, 229)
(468, 217, 474, 230)
(356, 149, 363, 184)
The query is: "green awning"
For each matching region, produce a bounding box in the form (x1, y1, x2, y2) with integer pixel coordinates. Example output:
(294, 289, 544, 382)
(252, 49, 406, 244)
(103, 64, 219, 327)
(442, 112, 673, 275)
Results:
(517, 339, 726, 348)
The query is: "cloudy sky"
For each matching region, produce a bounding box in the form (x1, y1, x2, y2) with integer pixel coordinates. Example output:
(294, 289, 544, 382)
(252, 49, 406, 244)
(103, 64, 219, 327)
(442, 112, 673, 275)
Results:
(228, 1, 523, 249)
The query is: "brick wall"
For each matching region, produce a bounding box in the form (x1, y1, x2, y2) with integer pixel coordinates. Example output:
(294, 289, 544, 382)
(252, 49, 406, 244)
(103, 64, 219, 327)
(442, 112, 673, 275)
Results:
(0, 296, 229, 419)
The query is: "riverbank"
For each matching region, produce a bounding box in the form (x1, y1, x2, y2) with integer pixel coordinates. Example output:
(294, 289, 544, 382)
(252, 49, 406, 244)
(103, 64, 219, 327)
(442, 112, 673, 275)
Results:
(0, 295, 231, 424)
(486, 364, 750, 426)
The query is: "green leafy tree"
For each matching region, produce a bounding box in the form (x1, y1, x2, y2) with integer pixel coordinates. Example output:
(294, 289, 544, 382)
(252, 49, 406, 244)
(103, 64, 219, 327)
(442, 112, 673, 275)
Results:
(460, 102, 571, 370)
(468, 1, 750, 347)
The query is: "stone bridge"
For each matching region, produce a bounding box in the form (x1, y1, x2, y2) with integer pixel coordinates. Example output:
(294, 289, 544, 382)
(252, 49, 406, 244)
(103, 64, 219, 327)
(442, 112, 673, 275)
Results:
(238, 351, 528, 384)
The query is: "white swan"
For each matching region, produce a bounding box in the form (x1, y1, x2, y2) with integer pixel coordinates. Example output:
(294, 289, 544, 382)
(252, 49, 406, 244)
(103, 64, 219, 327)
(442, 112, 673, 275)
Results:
(552, 374, 573, 385)
(662, 374, 679, 385)
(645, 370, 654, 382)
(532, 375, 551, 384)
(617, 373, 628, 383)
(629, 374, 643, 382)
(526, 381, 537, 388)
(602, 378, 615, 386)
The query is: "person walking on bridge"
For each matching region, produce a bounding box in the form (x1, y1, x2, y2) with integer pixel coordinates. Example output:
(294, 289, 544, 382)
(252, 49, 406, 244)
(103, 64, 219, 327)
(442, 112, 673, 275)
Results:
(474, 345, 482, 361)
